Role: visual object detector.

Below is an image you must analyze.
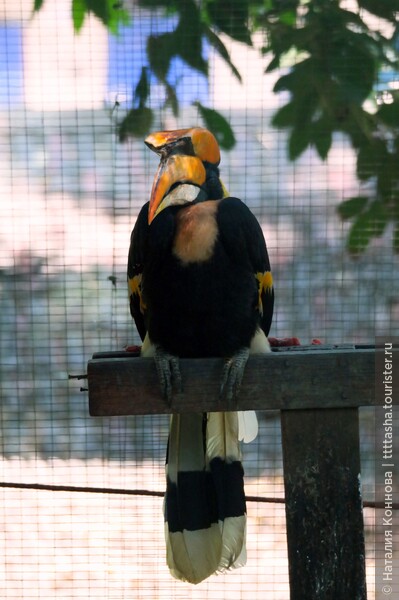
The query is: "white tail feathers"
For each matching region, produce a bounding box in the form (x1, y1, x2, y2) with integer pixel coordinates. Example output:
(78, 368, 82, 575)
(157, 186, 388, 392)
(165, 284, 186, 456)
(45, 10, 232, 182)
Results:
(164, 412, 247, 584)
(155, 328, 272, 583)
(206, 412, 247, 574)
(238, 410, 258, 443)
(165, 520, 223, 584)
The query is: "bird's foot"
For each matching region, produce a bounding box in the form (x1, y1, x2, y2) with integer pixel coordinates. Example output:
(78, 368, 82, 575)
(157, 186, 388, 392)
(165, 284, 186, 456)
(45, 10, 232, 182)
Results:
(154, 346, 182, 404)
(220, 347, 250, 404)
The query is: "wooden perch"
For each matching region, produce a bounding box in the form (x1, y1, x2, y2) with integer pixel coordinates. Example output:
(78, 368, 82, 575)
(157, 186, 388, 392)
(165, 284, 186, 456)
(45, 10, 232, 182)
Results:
(87, 344, 394, 600)
(87, 345, 380, 416)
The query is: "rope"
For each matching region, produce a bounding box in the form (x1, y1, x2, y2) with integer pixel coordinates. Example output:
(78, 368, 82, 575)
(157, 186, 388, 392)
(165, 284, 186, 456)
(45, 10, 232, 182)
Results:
(0, 481, 395, 509)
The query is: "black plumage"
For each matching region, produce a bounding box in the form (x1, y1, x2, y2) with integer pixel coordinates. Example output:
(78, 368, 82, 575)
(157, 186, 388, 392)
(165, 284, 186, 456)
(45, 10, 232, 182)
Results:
(129, 196, 273, 358)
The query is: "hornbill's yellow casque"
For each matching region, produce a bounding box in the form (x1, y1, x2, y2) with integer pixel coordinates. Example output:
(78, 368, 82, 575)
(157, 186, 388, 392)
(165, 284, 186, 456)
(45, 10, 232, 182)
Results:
(127, 127, 274, 584)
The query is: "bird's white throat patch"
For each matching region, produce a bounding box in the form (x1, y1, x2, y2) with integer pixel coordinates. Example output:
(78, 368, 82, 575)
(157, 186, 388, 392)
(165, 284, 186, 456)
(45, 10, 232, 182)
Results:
(164, 183, 201, 206)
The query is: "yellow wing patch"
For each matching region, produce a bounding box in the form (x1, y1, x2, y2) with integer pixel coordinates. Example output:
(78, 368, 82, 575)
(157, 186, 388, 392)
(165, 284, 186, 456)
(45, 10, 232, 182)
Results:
(220, 179, 230, 198)
(256, 271, 273, 315)
(128, 274, 147, 314)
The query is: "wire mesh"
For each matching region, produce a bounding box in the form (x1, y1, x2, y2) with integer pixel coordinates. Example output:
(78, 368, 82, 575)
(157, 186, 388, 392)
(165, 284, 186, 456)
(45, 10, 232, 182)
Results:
(0, 1, 398, 598)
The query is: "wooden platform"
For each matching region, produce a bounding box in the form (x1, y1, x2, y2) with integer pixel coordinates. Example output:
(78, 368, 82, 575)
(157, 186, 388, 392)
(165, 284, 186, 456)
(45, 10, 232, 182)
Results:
(88, 344, 379, 416)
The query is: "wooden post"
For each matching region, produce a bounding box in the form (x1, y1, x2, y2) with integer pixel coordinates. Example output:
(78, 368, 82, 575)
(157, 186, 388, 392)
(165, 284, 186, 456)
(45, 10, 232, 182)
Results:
(281, 408, 367, 600)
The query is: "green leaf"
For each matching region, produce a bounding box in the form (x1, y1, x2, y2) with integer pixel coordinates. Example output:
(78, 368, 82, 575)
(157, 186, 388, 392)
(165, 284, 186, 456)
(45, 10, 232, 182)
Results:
(118, 107, 154, 141)
(147, 1, 207, 80)
(279, 9, 297, 27)
(204, 27, 242, 82)
(312, 117, 333, 160)
(273, 60, 319, 103)
(376, 152, 399, 198)
(85, 0, 110, 25)
(288, 125, 312, 160)
(206, 0, 252, 45)
(347, 212, 373, 254)
(134, 67, 150, 109)
(33, 0, 45, 11)
(347, 200, 388, 253)
(356, 139, 387, 181)
(370, 201, 388, 236)
(175, 0, 208, 75)
(265, 56, 281, 73)
(108, 4, 130, 34)
(273, 71, 295, 93)
(71, 0, 130, 34)
(193, 102, 236, 150)
(164, 82, 180, 117)
(330, 35, 377, 104)
(357, 0, 399, 23)
(271, 102, 296, 128)
(377, 100, 399, 128)
(147, 32, 175, 80)
(263, 21, 297, 62)
(72, 0, 86, 32)
(337, 104, 375, 150)
(313, 128, 332, 160)
(337, 197, 369, 220)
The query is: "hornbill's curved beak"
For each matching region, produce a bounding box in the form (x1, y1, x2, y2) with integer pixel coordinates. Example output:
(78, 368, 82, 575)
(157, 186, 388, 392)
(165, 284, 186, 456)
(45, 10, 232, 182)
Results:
(147, 154, 206, 224)
(145, 127, 221, 224)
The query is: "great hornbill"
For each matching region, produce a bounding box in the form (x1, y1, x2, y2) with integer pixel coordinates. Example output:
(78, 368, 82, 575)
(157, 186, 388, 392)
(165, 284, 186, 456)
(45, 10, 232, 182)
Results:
(127, 127, 274, 584)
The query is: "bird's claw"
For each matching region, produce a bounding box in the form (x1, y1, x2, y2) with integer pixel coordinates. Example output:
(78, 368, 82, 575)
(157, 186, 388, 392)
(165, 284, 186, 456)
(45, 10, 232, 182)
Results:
(220, 347, 250, 405)
(154, 346, 182, 404)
